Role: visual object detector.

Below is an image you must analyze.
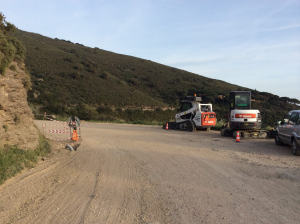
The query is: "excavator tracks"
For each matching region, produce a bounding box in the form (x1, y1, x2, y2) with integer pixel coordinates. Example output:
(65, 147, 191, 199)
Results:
(220, 128, 271, 139)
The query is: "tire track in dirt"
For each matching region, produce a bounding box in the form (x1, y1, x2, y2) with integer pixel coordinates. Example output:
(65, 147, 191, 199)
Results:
(0, 121, 299, 223)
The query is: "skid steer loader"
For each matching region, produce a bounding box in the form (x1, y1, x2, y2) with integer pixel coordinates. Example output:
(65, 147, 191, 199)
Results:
(163, 95, 216, 132)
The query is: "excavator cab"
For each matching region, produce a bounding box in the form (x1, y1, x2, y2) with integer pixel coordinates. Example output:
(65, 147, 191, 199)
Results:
(220, 91, 266, 138)
(230, 91, 251, 110)
(219, 90, 273, 139)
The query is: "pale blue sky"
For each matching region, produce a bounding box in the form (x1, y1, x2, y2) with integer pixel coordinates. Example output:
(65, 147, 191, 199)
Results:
(1, 0, 300, 100)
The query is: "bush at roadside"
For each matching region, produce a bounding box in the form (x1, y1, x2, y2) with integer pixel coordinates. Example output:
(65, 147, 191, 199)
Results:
(0, 135, 50, 185)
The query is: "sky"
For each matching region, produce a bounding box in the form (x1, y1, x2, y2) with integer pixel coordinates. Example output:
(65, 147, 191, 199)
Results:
(1, 0, 300, 100)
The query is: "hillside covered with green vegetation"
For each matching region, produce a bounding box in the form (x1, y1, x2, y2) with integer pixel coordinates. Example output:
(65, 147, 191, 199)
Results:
(13, 29, 299, 127)
(0, 13, 26, 76)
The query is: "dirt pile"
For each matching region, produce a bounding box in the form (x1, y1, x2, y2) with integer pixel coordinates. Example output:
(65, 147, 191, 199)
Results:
(0, 62, 39, 149)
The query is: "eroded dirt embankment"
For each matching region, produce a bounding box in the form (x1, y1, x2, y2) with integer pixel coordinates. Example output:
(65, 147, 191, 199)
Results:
(0, 62, 39, 150)
(0, 121, 299, 224)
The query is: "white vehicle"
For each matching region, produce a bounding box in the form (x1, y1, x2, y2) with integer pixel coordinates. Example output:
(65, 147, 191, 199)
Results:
(164, 95, 216, 132)
(275, 110, 300, 156)
(221, 91, 268, 138)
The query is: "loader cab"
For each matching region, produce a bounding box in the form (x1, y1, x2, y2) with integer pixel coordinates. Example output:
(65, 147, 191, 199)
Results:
(230, 91, 251, 111)
(178, 101, 193, 119)
(180, 101, 192, 112)
(179, 95, 201, 112)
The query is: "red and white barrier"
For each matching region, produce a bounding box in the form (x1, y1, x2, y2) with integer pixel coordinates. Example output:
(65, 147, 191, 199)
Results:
(43, 118, 70, 141)
(46, 137, 71, 141)
(43, 124, 67, 127)
(46, 130, 70, 134)
(43, 116, 81, 142)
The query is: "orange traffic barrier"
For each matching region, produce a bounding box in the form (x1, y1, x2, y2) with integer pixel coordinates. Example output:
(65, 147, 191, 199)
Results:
(166, 123, 169, 130)
(236, 131, 240, 142)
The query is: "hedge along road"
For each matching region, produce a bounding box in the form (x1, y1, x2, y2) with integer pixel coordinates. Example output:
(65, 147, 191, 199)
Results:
(0, 121, 299, 224)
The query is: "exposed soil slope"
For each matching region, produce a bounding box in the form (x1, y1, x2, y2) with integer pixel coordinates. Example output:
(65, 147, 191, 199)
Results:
(0, 62, 38, 149)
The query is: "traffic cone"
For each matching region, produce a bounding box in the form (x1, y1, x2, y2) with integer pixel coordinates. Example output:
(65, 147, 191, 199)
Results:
(236, 131, 240, 142)
(166, 123, 169, 130)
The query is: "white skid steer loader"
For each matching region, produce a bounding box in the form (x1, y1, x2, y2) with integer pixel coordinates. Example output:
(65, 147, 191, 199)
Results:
(164, 95, 216, 132)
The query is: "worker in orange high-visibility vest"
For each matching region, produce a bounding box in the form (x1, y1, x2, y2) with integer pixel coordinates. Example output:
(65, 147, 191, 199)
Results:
(72, 130, 79, 141)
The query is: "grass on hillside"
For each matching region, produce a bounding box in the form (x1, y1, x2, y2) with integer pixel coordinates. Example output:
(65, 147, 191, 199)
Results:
(14, 29, 246, 108)
(0, 135, 51, 185)
(0, 13, 26, 76)
(13, 30, 300, 127)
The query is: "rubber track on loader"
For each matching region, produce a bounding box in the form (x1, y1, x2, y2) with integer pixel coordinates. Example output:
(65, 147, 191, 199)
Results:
(163, 120, 195, 132)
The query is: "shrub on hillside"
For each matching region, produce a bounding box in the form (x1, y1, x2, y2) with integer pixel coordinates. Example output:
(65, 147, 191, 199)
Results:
(100, 72, 108, 79)
(0, 13, 26, 76)
(96, 105, 113, 115)
(9, 64, 16, 71)
(0, 33, 16, 75)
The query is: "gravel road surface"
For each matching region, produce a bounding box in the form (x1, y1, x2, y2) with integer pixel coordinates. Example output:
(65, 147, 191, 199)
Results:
(0, 121, 299, 224)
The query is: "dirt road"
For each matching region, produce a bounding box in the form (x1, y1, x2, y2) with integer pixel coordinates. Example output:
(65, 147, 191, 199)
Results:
(0, 121, 299, 224)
